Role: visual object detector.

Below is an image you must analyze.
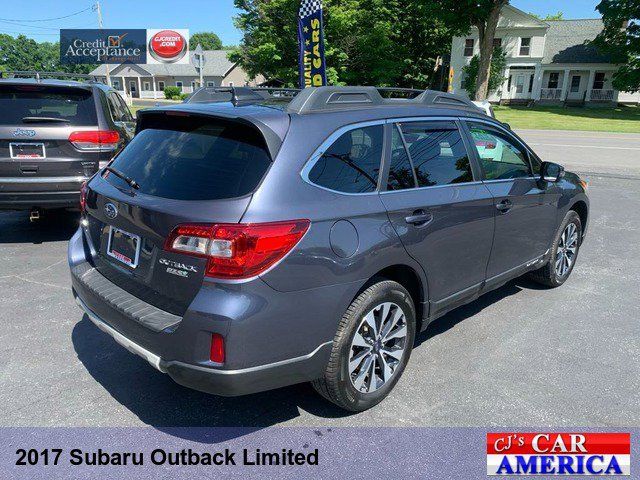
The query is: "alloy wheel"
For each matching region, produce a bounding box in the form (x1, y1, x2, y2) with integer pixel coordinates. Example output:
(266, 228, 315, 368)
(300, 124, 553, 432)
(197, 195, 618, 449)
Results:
(348, 302, 408, 393)
(555, 222, 579, 277)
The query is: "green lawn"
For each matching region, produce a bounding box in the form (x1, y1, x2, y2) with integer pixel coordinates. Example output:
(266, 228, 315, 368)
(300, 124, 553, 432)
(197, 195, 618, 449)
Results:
(493, 105, 640, 133)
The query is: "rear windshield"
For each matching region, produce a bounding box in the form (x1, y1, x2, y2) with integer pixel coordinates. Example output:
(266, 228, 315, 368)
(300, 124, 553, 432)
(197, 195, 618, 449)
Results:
(0, 85, 97, 126)
(104, 114, 272, 201)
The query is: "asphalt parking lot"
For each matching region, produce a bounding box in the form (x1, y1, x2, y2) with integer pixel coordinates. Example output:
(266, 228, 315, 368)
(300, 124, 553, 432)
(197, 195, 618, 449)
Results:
(0, 130, 638, 428)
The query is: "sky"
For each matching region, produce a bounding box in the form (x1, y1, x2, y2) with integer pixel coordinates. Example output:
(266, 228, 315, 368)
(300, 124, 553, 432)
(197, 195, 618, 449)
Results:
(0, 0, 602, 45)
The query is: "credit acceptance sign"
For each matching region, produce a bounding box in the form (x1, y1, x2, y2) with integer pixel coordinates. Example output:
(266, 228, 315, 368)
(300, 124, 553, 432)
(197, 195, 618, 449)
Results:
(60, 29, 189, 65)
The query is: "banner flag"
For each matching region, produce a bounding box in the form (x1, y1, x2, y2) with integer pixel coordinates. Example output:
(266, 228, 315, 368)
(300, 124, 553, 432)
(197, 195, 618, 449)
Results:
(298, 0, 327, 89)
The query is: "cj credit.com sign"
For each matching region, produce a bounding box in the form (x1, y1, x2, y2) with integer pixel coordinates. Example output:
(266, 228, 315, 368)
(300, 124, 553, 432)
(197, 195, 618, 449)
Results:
(60, 29, 189, 65)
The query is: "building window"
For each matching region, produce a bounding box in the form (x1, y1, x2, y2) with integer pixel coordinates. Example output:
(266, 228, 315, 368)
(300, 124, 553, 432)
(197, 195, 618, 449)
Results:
(548, 72, 559, 89)
(207, 81, 215, 87)
(493, 38, 502, 49)
(529, 75, 534, 93)
(519, 37, 531, 56)
(464, 38, 474, 57)
(158, 81, 165, 91)
(570, 75, 581, 93)
(175, 81, 183, 91)
(112, 79, 120, 90)
(143, 81, 150, 91)
(593, 72, 606, 90)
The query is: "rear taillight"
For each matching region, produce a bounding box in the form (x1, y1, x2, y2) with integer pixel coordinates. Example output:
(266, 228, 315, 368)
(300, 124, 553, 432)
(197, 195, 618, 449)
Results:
(210, 334, 225, 363)
(69, 130, 120, 151)
(164, 220, 311, 279)
(79, 181, 88, 213)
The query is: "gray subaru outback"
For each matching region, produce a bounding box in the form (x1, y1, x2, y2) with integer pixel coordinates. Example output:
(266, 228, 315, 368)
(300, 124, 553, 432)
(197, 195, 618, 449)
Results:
(0, 76, 134, 214)
(69, 86, 589, 411)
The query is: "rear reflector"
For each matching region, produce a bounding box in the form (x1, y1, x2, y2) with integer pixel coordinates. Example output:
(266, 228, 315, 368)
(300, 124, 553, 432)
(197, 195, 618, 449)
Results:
(79, 181, 88, 213)
(210, 333, 225, 363)
(69, 130, 120, 151)
(164, 220, 310, 279)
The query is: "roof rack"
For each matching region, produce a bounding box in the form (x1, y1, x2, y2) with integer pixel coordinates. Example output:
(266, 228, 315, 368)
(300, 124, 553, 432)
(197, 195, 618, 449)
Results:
(0, 71, 104, 83)
(286, 86, 480, 114)
(187, 86, 269, 105)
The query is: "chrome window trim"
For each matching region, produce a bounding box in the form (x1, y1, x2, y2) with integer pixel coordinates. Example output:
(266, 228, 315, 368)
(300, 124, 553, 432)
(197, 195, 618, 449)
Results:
(300, 119, 387, 196)
(379, 180, 485, 195)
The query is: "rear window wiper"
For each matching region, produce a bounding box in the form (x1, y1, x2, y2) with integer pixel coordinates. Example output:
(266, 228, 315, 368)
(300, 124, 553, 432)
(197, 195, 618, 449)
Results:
(104, 166, 140, 190)
(22, 116, 71, 123)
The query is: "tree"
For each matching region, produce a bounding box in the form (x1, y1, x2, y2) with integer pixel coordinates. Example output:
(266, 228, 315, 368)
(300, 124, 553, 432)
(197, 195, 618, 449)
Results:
(190, 32, 223, 50)
(462, 47, 506, 97)
(434, 0, 509, 100)
(529, 11, 564, 20)
(230, 0, 463, 87)
(594, 0, 640, 92)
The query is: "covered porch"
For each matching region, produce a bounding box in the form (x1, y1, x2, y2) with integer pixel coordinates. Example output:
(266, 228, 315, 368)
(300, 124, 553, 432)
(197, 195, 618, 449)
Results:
(535, 67, 618, 104)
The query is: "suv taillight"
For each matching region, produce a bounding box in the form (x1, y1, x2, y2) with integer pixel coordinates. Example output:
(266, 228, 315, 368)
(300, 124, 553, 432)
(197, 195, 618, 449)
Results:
(69, 130, 120, 151)
(79, 181, 88, 213)
(164, 220, 310, 279)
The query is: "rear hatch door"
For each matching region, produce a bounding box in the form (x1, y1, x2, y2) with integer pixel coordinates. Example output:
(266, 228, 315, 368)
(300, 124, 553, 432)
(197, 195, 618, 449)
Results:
(84, 111, 277, 315)
(0, 83, 109, 193)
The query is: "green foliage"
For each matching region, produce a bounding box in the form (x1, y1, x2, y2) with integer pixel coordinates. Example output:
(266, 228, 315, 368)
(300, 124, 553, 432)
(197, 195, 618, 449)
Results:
(230, 0, 467, 87)
(163, 86, 181, 99)
(190, 32, 223, 50)
(462, 47, 507, 97)
(528, 11, 564, 20)
(594, 0, 640, 92)
(0, 34, 96, 74)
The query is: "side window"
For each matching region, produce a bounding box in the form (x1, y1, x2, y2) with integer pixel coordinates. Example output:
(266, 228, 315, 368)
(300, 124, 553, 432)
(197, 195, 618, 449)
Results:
(307, 125, 383, 193)
(467, 123, 532, 180)
(114, 93, 134, 122)
(107, 93, 124, 122)
(399, 122, 473, 187)
(387, 126, 416, 191)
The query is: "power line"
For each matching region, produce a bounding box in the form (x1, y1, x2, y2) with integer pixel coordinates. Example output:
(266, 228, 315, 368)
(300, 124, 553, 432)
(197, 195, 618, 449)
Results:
(0, 5, 93, 23)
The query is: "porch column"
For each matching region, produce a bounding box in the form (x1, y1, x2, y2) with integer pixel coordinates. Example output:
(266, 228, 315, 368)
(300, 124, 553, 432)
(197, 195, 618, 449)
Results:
(560, 68, 571, 101)
(152, 76, 157, 99)
(532, 65, 544, 101)
(501, 67, 510, 100)
(585, 69, 596, 102)
(137, 76, 142, 98)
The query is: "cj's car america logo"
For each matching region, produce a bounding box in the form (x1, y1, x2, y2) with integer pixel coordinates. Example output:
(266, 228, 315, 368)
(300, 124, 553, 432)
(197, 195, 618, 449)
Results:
(486, 433, 630, 476)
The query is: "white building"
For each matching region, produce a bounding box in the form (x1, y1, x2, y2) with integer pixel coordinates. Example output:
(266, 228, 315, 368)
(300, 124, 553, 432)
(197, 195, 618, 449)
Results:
(90, 50, 265, 99)
(449, 5, 640, 105)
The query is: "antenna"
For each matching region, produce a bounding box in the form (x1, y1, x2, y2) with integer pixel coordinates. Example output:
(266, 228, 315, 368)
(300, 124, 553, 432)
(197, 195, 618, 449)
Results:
(94, 1, 110, 85)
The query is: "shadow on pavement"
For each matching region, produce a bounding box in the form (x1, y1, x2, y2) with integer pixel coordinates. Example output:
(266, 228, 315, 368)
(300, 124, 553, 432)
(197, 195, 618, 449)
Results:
(71, 316, 352, 442)
(72, 275, 542, 439)
(0, 210, 79, 244)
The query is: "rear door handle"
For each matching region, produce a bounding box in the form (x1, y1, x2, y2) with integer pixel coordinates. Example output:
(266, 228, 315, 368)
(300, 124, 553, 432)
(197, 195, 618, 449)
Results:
(496, 199, 513, 213)
(405, 210, 433, 226)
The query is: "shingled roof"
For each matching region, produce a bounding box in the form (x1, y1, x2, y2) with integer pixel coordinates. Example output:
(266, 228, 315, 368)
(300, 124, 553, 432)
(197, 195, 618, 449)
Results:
(543, 19, 611, 64)
(91, 50, 236, 77)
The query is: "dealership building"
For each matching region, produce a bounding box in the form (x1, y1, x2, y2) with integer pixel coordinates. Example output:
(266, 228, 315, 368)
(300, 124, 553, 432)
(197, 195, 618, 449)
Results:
(90, 50, 264, 99)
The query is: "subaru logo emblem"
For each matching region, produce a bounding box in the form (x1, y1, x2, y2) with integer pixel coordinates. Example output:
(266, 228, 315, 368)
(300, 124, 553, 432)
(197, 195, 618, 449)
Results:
(104, 203, 118, 219)
(13, 128, 36, 138)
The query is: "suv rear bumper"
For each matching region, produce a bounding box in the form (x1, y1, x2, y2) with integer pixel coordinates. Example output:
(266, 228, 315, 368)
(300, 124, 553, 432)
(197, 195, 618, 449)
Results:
(0, 176, 87, 210)
(74, 293, 332, 396)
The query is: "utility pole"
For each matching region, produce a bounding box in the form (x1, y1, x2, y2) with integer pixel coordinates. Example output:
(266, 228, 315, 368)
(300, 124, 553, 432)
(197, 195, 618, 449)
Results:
(95, 0, 110, 85)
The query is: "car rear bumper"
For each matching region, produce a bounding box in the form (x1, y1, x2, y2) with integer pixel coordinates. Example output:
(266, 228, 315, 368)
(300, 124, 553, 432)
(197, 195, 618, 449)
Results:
(74, 293, 332, 396)
(0, 176, 87, 209)
(68, 226, 357, 396)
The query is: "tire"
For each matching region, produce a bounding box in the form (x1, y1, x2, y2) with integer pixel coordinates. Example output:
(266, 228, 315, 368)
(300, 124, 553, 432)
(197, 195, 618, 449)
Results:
(529, 210, 582, 287)
(312, 280, 416, 412)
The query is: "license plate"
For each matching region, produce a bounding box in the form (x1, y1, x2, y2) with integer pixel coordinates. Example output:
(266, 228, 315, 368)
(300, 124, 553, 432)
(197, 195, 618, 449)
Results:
(107, 227, 141, 268)
(9, 143, 45, 159)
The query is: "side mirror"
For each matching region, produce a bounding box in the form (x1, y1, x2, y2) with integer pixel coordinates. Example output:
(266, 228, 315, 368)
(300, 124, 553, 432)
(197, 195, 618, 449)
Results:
(541, 161, 565, 182)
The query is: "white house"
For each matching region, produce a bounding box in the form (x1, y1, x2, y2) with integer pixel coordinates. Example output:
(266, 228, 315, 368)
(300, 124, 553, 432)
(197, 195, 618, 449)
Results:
(90, 50, 265, 99)
(450, 5, 640, 105)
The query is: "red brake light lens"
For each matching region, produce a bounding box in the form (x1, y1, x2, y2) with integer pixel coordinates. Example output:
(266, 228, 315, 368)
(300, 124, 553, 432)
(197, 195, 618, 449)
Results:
(79, 181, 88, 213)
(69, 130, 120, 151)
(210, 333, 225, 363)
(164, 220, 311, 279)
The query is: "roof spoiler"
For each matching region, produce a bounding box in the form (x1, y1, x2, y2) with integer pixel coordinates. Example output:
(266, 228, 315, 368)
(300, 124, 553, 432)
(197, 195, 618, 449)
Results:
(286, 86, 479, 114)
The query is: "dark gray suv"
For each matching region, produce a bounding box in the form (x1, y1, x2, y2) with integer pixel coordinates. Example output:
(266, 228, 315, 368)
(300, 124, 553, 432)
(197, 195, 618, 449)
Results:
(0, 76, 134, 214)
(69, 87, 589, 411)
